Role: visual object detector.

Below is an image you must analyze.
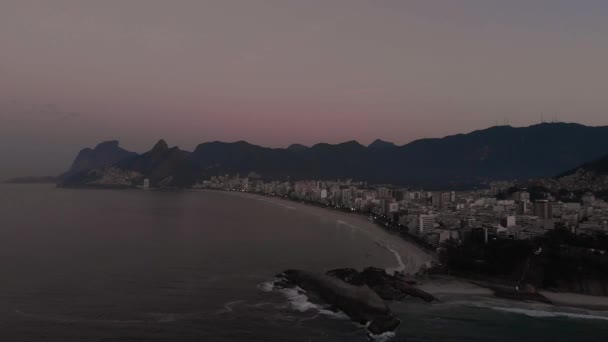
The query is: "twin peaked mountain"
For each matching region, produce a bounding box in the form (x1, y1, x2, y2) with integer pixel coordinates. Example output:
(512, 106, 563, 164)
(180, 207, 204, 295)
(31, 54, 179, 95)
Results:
(60, 123, 608, 189)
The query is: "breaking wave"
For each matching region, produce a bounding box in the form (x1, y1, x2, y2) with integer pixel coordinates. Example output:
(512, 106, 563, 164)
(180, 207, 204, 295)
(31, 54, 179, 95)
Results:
(375, 241, 407, 274)
(368, 331, 396, 342)
(490, 307, 608, 321)
(257, 280, 276, 292)
(279, 286, 322, 312)
(257, 280, 349, 320)
(443, 297, 608, 322)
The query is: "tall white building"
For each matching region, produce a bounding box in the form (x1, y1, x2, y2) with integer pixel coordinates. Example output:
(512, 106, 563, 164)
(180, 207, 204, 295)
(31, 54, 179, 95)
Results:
(320, 189, 328, 199)
(417, 214, 436, 236)
(342, 189, 353, 207)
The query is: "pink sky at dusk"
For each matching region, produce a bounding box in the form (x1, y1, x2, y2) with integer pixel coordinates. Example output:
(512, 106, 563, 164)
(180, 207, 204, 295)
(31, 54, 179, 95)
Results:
(1, 0, 608, 178)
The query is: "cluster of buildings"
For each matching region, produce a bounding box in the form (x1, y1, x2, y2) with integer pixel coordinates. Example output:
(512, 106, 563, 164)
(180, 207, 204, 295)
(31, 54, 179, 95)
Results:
(196, 175, 608, 248)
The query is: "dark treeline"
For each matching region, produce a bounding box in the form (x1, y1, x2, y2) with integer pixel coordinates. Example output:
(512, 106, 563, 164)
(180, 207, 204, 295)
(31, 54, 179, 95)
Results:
(440, 228, 608, 295)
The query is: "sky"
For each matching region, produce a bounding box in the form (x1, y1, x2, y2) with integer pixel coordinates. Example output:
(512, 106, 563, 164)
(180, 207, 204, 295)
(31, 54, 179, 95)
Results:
(1, 0, 608, 178)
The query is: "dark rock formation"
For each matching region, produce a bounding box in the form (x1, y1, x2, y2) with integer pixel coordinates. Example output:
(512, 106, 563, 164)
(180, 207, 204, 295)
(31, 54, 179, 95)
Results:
(62, 140, 137, 179)
(368, 139, 396, 149)
(276, 269, 401, 335)
(60, 140, 200, 188)
(327, 267, 437, 302)
(481, 283, 552, 304)
(117, 139, 199, 187)
(287, 143, 308, 152)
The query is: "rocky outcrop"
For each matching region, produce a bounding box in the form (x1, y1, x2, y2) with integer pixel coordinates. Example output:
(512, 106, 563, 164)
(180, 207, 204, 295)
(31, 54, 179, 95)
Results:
(62, 140, 137, 179)
(479, 283, 552, 304)
(327, 267, 437, 302)
(60, 140, 200, 188)
(117, 139, 199, 187)
(273, 267, 439, 335)
(276, 270, 400, 335)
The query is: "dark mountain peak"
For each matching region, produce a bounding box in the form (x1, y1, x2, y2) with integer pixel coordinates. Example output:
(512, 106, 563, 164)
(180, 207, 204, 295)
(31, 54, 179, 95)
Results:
(151, 139, 169, 153)
(369, 139, 396, 149)
(61, 140, 137, 181)
(337, 140, 364, 148)
(310, 140, 364, 151)
(232, 140, 256, 147)
(199, 140, 258, 148)
(113, 139, 196, 188)
(195, 141, 223, 148)
(457, 125, 512, 138)
(311, 142, 331, 149)
(78, 147, 93, 154)
(287, 144, 308, 151)
(94, 140, 120, 151)
(530, 122, 585, 129)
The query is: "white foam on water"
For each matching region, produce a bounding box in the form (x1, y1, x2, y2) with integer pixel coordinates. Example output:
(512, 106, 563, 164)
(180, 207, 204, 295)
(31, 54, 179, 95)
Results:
(376, 241, 407, 274)
(278, 287, 322, 312)
(257, 280, 275, 292)
(368, 331, 396, 342)
(259, 280, 350, 320)
(318, 309, 350, 320)
(445, 298, 608, 323)
(490, 307, 608, 321)
(259, 279, 392, 338)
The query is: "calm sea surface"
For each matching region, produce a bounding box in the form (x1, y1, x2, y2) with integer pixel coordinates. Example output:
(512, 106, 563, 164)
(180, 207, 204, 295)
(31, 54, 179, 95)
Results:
(0, 184, 607, 341)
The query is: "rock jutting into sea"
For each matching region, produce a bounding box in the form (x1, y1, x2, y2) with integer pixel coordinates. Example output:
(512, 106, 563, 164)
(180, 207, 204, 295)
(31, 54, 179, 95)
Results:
(274, 267, 438, 335)
(275, 269, 401, 335)
(327, 267, 438, 302)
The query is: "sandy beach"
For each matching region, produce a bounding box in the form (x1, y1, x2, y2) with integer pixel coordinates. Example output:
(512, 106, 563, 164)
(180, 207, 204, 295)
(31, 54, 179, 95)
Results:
(539, 291, 608, 310)
(417, 276, 608, 310)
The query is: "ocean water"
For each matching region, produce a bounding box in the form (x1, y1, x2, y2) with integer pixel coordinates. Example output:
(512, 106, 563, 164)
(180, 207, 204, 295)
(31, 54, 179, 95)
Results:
(0, 184, 607, 341)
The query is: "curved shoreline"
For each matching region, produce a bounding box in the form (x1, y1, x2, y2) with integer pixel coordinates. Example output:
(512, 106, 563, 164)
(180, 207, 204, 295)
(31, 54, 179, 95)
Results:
(197, 188, 436, 275)
(203, 190, 608, 310)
